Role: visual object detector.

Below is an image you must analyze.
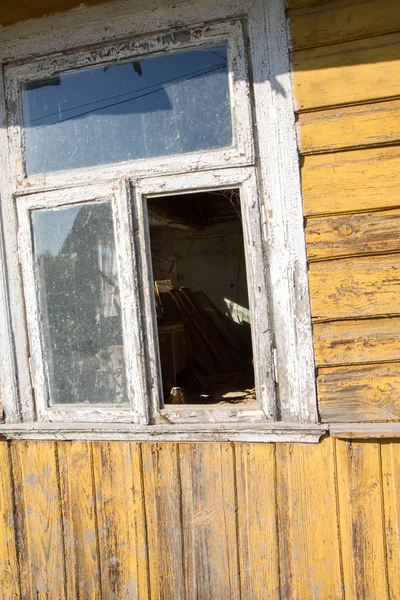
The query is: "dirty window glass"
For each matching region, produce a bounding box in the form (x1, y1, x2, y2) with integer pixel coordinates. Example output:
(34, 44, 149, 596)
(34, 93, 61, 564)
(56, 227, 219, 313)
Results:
(22, 44, 232, 175)
(32, 201, 128, 405)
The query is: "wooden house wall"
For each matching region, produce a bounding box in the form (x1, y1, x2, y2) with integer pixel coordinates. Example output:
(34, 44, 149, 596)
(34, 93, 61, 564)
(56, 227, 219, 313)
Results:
(2, 437, 400, 600)
(288, 0, 400, 422)
(1, 2, 400, 599)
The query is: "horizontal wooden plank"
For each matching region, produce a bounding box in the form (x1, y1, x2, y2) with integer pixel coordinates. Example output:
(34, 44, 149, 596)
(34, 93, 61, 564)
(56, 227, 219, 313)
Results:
(318, 363, 400, 422)
(298, 99, 400, 154)
(287, 0, 331, 9)
(292, 32, 400, 111)
(290, 0, 400, 50)
(306, 208, 400, 261)
(302, 146, 400, 216)
(314, 317, 400, 366)
(309, 254, 400, 321)
(331, 422, 400, 437)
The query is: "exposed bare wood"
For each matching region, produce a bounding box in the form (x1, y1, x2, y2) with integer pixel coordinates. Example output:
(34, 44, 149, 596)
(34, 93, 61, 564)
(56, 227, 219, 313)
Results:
(298, 99, 400, 155)
(306, 209, 400, 261)
(293, 32, 400, 111)
(318, 363, 400, 422)
(309, 254, 400, 321)
(289, 0, 400, 50)
(302, 146, 400, 216)
(314, 318, 400, 367)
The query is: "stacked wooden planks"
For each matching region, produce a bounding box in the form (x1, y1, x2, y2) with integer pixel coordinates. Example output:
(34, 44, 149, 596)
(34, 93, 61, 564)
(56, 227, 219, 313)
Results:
(288, 0, 400, 422)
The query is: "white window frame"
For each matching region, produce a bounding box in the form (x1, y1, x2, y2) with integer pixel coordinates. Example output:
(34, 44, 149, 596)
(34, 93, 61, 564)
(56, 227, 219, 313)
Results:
(0, 0, 324, 442)
(5, 19, 253, 193)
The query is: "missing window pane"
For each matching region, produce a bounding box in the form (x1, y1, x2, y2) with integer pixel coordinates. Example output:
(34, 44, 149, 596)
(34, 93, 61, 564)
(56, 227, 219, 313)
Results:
(148, 189, 255, 406)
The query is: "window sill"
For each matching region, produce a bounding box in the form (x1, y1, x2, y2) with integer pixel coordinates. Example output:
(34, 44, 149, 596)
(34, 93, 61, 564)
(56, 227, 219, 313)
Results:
(0, 422, 327, 443)
(330, 423, 400, 439)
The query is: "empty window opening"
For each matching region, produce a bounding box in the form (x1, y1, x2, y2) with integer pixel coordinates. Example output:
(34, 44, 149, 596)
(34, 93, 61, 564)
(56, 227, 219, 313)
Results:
(147, 189, 255, 406)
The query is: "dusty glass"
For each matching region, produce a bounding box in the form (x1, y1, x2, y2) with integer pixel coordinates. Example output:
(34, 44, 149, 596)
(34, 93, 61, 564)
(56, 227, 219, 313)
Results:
(22, 44, 232, 175)
(32, 200, 128, 405)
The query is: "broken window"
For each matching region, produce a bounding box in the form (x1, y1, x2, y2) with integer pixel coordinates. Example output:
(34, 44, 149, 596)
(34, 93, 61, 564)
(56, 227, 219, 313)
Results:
(148, 189, 255, 406)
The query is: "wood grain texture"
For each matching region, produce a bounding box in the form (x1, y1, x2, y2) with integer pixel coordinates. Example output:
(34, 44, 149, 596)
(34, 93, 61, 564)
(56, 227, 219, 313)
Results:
(318, 363, 400, 422)
(309, 254, 400, 321)
(298, 100, 400, 155)
(293, 32, 400, 111)
(11, 441, 66, 599)
(179, 443, 240, 600)
(276, 438, 344, 599)
(289, 0, 400, 50)
(142, 443, 186, 600)
(235, 443, 280, 599)
(92, 442, 149, 600)
(287, 0, 330, 9)
(4, 439, 400, 596)
(0, 442, 19, 599)
(336, 439, 389, 599)
(381, 442, 400, 598)
(302, 146, 400, 216)
(57, 442, 101, 600)
(314, 317, 400, 367)
(306, 209, 400, 261)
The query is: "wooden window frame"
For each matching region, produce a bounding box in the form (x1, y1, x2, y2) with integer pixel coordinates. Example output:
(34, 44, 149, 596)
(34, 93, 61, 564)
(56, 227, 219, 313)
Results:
(0, 0, 324, 442)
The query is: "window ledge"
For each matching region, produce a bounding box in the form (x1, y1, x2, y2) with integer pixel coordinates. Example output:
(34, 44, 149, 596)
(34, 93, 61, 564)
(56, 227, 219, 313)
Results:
(0, 422, 327, 443)
(330, 423, 400, 439)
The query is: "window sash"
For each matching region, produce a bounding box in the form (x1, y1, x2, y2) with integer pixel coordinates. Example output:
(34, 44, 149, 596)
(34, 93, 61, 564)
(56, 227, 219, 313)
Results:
(5, 19, 254, 194)
(17, 182, 148, 423)
(133, 167, 276, 424)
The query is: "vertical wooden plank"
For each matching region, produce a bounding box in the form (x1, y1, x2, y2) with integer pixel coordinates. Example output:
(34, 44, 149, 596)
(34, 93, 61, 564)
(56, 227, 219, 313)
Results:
(11, 440, 66, 600)
(336, 439, 389, 599)
(57, 442, 101, 600)
(276, 438, 344, 600)
(92, 442, 149, 600)
(235, 443, 280, 599)
(381, 442, 400, 599)
(142, 443, 185, 600)
(178, 443, 240, 600)
(0, 442, 20, 599)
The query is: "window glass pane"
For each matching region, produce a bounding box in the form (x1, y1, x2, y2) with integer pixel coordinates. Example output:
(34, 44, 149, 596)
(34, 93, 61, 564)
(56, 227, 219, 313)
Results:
(23, 44, 232, 175)
(32, 200, 128, 405)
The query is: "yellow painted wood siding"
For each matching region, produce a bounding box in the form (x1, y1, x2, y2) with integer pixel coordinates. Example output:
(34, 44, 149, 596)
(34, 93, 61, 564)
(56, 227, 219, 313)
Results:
(1, 437, 400, 599)
(289, 0, 400, 422)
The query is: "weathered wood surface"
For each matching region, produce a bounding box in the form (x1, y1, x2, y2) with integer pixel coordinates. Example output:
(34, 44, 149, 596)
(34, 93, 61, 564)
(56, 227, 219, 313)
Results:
(293, 32, 400, 111)
(309, 254, 400, 321)
(0, 442, 19, 599)
(306, 209, 400, 261)
(302, 146, 400, 216)
(336, 440, 389, 598)
(314, 318, 400, 367)
(2, 438, 400, 598)
(318, 363, 400, 422)
(298, 100, 400, 155)
(289, 0, 400, 50)
(276, 441, 344, 599)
